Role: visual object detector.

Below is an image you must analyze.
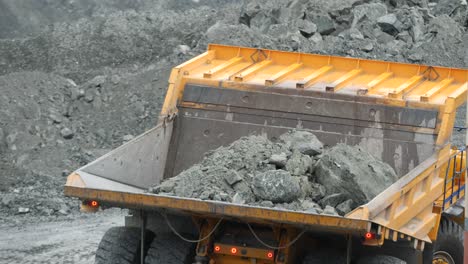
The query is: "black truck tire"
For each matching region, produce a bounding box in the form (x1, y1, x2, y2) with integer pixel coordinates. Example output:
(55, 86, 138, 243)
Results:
(95, 226, 154, 264)
(432, 218, 463, 264)
(144, 233, 195, 264)
(302, 249, 346, 264)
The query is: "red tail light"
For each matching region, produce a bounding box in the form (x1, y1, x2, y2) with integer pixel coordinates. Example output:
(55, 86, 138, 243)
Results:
(214, 245, 221, 252)
(267, 251, 274, 259)
(89, 200, 99, 207)
(364, 232, 375, 240)
(230, 247, 237, 254)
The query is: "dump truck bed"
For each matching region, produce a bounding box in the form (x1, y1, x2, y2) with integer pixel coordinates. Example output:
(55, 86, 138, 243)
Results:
(65, 44, 468, 250)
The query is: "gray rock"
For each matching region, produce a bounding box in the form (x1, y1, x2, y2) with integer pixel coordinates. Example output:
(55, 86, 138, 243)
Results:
(232, 192, 246, 204)
(18, 207, 30, 214)
(259, 200, 274, 208)
(269, 152, 288, 168)
(280, 130, 323, 156)
(336, 199, 355, 216)
(223, 170, 243, 186)
(174, 45, 191, 55)
(285, 151, 312, 176)
(233, 181, 255, 203)
(122, 134, 134, 142)
(297, 19, 317, 36)
(310, 33, 323, 44)
(322, 205, 339, 216)
(361, 42, 374, 52)
(319, 193, 347, 208)
(349, 28, 364, 40)
(309, 183, 326, 201)
(300, 199, 321, 211)
(252, 170, 301, 203)
(410, 9, 425, 43)
(84, 89, 94, 102)
(377, 14, 403, 36)
(315, 144, 398, 206)
(352, 3, 388, 27)
(307, 12, 336, 35)
(60, 127, 74, 139)
(49, 113, 62, 124)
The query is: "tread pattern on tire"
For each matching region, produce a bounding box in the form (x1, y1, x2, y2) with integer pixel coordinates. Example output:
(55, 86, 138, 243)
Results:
(432, 217, 463, 264)
(302, 249, 346, 264)
(95, 226, 146, 264)
(145, 233, 195, 264)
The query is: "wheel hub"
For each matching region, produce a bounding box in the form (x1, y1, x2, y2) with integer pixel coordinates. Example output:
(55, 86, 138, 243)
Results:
(433, 251, 455, 264)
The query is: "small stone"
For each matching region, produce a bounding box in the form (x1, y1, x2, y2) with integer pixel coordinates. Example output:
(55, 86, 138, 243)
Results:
(62, 170, 71, 177)
(310, 33, 323, 44)
(322, 205, 339, 216)
(232, 193, 246, 204)
(285, 151, 312, 176)
(361, 43, 374, 52)
(158, 180, 176, 193)
(308, 12, 336, 35)
(122, 135, 135, 142)
(280, 130, 323, 156)
(297, 19, 317, 37)
(1, 194, 13, 206)
(319, 193, 347, 208)
(259, 200, 274, 208)
(219, 193, 230, 201)
(408, 52, 423, 62)
(174, 45, 191, 55)
(49, 113, 62, 124)
(309, 183, 326, 201)
(84, 90, 94, 102)
(60, 128, 74, 139)
(18, 207, 30, 214)
(349, 28, 364, 40)
(269, 152, 288, 168)
(223, 170, 243, 186)
(300, 199, 321, 211)
(111, 75, 121, 85)
(377, 14, 403, 36)
(199, 190, 212, 200)
(336, 199, 355, 216)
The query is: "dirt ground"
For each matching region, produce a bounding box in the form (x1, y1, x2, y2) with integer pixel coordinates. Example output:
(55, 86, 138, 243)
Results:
(0, 210, 124, 264)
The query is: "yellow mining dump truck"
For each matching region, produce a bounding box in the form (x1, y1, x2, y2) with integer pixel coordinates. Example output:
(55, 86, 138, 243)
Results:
(65, 45, 468, 264)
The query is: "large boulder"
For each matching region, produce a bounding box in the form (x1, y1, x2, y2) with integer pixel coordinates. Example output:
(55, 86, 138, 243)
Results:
(252, 170, 301, 203)
(315, 144, 398, 206)
(280, 130, 323, 156)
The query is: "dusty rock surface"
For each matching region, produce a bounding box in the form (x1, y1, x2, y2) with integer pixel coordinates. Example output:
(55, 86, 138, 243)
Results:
(151, 131, 398, 216)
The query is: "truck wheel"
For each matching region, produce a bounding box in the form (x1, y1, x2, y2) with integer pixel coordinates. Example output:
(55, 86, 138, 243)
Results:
(432, 218, 463, 264)
(95, 226, 154, 264)
(302, 250, 346, 264)
(144, 233, 195, 264)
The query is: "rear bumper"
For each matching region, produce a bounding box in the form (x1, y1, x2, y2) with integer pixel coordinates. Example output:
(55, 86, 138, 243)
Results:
(64, 183, 370, 235)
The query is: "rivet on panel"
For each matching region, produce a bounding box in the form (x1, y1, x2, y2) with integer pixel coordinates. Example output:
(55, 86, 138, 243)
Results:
(203, 129, 211, 137)
(305, 102, 313, 109)
(241, 96, 249, 103)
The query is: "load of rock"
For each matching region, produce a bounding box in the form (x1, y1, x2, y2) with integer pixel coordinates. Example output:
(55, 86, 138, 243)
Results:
(150, 130, 398, 216)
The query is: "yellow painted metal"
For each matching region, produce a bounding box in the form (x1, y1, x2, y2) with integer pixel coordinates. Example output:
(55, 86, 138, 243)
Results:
(64, 185, 369, 233)
(160, 44, 468, 119)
